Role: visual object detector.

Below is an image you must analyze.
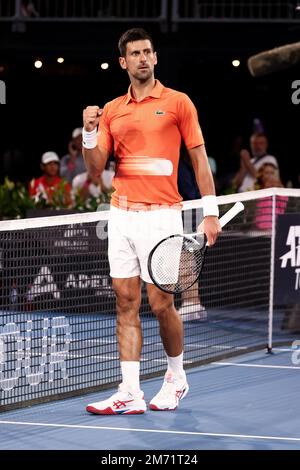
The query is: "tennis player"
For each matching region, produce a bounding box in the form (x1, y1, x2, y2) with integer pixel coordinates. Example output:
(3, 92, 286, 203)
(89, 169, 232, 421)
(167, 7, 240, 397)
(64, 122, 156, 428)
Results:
(83, 28, 221, 414)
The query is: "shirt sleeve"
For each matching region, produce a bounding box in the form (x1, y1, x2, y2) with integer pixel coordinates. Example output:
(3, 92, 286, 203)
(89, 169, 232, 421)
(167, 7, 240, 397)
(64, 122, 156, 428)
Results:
(97, 103, 114, 154)
(177, 93, 204, 149)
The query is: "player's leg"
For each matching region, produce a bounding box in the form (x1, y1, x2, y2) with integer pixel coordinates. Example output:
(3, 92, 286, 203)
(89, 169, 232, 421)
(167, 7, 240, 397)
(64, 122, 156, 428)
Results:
(86, 208, 146, 415)
(178, 280, 207, 321)
(178, 208, 207, 321)
(113, 276, 142, 362)
(147, 283, 183, 356)
(86, 275, 146, 415)
(134, 208, 188, 410)
(146, 284, 189, 411)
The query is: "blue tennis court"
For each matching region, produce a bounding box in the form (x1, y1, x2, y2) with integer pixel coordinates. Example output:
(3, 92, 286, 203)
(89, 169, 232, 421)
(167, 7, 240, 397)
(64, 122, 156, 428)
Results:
(1, 192, 299, 452)
(0, 348, 299, 450)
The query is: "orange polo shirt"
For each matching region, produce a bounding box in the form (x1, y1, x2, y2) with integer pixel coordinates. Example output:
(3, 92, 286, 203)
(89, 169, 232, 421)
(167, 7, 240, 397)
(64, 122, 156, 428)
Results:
(98, 80, 204, 209)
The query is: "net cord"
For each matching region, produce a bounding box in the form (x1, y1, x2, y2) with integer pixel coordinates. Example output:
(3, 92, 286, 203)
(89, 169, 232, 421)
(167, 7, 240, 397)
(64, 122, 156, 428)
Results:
(0, 187, 300, 232)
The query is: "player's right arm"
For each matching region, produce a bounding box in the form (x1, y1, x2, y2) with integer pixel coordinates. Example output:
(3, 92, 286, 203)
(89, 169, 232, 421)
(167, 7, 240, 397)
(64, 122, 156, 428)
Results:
(82, 106, 110, 177)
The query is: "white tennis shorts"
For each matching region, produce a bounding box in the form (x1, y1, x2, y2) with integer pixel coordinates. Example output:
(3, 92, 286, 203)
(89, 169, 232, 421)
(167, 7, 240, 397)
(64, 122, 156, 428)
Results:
(108, 206, 183, 283)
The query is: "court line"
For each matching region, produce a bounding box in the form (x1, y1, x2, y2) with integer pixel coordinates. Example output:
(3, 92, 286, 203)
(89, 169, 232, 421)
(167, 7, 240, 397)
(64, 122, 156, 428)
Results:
(185, 344, 248, 351)
(213, 362, 300, 370)
(66, 355, 175, 364)
(0, 420, 299, 442)
(272, 348, 294, 352)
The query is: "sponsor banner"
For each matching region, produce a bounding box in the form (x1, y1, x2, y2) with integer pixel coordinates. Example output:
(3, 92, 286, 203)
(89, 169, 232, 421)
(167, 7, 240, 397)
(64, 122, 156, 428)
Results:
(0, 222, 115, 314)
(275, 213, 300, 304)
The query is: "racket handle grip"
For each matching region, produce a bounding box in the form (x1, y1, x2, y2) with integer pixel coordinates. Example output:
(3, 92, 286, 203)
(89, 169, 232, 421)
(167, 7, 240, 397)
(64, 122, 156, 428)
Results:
(219, 201, 244, 228)
(187, 201, 245, 237)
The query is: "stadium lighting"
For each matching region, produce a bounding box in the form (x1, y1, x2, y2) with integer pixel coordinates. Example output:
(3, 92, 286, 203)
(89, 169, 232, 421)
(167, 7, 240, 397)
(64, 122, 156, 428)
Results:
(232, 59, 240, 67)
(34, 60, 43, 69)
(57, 57, 64, 64)
(101, 62, 109, 70)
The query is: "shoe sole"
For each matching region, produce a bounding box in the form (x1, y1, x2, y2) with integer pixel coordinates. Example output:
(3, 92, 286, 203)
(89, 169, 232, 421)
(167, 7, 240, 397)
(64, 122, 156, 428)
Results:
(86, 405, 146, 415)
(149, 383, 189, 411)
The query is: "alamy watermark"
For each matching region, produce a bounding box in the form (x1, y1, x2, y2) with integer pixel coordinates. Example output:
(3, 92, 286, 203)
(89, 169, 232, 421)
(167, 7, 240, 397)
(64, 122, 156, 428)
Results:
(291, 80, 300, 105)
(0, 80, 6, 104)
(95, 197, 204, 241)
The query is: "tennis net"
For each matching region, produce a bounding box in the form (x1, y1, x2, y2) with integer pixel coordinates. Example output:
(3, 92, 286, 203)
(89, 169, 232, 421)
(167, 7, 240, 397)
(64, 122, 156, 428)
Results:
(0, 188, 299, 410)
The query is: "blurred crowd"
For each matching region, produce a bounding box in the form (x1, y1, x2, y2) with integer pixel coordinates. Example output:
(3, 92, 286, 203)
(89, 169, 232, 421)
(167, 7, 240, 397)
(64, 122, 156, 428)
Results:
(178, 130, 297, 200)
(28, 127, 115, 210)
(0, 124, 299, 219)
(1, 127, 115, 215)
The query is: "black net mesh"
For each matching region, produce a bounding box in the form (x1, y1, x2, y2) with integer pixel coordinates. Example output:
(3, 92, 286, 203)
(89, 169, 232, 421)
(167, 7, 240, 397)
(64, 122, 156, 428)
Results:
(0, 192, 299, 409)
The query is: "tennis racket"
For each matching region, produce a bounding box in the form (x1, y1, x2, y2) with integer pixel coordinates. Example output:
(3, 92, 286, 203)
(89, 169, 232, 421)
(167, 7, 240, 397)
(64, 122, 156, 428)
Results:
(148, 201, 244, 294)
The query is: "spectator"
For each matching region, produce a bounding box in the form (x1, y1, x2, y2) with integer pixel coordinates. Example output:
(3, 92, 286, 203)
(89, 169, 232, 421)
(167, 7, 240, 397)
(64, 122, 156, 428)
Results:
(72, 161, 115, 200)
(21, 1, 39, 17)
(177, 148, 218, 199)
(177, 147, 207, 322)
(218, 135, 243, 193)
(256, 162, 284, 190)
(255, 163, 288, 230)
(60, 128, 86, 184)
(29, 151, 72, 207)
(233, 132, 279, 192)
(177, 147, 200, 200)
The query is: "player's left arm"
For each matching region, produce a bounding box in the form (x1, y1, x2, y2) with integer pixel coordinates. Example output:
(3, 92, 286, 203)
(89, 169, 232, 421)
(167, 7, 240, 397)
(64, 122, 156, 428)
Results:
(188, 144, 222, 246)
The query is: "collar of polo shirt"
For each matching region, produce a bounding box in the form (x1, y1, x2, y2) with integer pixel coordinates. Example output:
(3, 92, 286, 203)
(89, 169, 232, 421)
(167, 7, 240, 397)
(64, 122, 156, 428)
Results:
(125, 79, 164, 104)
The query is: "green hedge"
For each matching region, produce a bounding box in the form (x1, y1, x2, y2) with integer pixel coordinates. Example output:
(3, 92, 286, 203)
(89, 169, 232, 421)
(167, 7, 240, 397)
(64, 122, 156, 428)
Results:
(0, 177, 111, 220)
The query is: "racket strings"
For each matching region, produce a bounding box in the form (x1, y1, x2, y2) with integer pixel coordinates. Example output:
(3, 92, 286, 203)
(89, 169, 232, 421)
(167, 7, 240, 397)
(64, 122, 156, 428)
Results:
(150, 236, 205, 293)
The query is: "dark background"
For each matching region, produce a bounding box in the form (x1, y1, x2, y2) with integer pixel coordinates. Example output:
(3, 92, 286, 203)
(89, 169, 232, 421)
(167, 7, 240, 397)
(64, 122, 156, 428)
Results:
(0, 19, 299, 186)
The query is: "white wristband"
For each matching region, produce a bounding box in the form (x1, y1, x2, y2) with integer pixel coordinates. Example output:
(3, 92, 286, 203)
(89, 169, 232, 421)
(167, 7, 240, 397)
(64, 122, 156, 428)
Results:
(82, 128, 98, 149)
(202, 195, 219, 217)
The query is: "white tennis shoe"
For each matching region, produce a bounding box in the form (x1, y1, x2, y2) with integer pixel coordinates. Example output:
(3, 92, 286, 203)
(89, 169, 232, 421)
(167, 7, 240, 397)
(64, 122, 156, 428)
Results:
(149, 372, 189, 411)
(178, 302, 207, 322)
(86, 384, 147, 415)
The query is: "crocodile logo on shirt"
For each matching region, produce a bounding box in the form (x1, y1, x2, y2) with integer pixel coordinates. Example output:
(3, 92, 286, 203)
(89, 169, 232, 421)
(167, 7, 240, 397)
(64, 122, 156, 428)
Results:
(155, 110, 165, 115)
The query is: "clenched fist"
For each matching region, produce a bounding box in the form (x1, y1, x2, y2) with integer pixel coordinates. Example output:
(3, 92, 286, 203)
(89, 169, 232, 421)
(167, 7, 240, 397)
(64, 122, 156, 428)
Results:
(83, 106, 103, 132)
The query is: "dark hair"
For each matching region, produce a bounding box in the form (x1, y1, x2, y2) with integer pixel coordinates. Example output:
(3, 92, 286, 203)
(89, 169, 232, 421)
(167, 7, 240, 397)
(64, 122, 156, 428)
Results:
(118, 28, 155, 57)
(259, 162, 278, 172)
(250, 132, 268, 140)
(256, 162, 278, 185)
